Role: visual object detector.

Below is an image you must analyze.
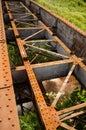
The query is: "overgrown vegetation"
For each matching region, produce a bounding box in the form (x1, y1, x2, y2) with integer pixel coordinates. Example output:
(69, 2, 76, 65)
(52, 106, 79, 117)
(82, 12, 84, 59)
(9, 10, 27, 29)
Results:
(56, 89, 86, 130)
(19, 89, 86, 130)
(8, 44, 22, 65)
(35, 0, 86, 31)
(25, 42, 57, 63)
(19, 111, 41, 130)
(56, 88, 86, 109)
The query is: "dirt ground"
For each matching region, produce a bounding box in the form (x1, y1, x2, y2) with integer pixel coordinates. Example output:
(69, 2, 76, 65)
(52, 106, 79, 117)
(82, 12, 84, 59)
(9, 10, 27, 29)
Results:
(42, 75, 80, 103)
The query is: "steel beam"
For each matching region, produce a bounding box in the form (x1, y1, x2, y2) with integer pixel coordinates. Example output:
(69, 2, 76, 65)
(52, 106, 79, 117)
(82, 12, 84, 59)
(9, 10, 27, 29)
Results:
(0, 0, 20, 130)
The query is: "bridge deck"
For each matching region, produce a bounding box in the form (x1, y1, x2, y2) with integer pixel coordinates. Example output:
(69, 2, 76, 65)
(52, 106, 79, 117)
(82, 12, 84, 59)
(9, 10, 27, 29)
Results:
(0, 0, 20, 130)
(0, 0, 86, 130)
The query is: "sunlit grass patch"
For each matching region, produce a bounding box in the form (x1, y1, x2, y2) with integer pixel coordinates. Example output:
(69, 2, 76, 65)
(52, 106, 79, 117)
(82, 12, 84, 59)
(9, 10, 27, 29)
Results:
(35, 0, 86, 31)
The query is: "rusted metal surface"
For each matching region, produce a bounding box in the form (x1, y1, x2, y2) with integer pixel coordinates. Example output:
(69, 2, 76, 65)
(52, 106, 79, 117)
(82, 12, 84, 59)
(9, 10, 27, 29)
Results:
(0, 88, 20, 130)
(5, 1, 61, 129)
(1, 0, 86, 130)
(0, 0, 20, 130)
(0, 1, 12, 89)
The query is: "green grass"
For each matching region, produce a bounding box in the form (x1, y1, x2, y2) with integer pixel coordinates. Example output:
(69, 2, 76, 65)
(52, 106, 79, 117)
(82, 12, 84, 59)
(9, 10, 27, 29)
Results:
(8, 44, 22, 66)
(19, 89, 86, 130)
(56, 89, 86, 130)
(20, 111, 41, 130)
(35, 0, 86, 31)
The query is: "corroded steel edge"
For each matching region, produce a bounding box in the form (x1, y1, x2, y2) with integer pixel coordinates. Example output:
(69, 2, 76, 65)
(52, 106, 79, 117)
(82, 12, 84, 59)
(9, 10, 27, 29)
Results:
(0, 0, 20, 130)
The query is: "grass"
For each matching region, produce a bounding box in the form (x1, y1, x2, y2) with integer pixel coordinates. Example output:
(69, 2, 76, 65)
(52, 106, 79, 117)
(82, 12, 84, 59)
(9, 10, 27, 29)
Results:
(19, 111, 41, 130)
(56, 88, 86, 130)
(8, 44, 22, 66)
(19, 89, 86, 130)
(35, 0, 86, 31)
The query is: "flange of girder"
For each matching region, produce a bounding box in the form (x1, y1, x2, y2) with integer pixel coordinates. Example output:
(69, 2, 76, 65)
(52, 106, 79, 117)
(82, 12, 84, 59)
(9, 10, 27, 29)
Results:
(0, 0, 20, 130)
(0, 87, 20, 130)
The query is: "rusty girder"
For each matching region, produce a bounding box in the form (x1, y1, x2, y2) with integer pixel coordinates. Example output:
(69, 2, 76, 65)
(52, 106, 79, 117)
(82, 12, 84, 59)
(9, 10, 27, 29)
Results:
(0, 0, 20, 130)
(0, 0, 86, 130)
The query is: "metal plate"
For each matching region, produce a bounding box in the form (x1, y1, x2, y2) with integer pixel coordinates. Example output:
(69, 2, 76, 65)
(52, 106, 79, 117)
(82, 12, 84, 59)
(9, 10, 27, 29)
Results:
(0, 0, 20, 129)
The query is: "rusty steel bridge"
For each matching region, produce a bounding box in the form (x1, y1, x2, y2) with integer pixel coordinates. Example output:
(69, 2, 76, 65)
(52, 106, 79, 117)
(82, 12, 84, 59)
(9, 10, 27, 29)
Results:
(0, 0, 86, 130)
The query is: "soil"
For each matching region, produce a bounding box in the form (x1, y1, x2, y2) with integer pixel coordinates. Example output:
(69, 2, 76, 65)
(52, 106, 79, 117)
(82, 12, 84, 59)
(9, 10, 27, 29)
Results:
(42, 75, 80, 103)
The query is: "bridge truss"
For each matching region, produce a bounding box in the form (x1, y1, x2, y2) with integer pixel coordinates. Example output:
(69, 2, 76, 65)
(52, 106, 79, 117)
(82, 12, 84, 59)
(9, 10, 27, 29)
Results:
(0, 0, 86, 130)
